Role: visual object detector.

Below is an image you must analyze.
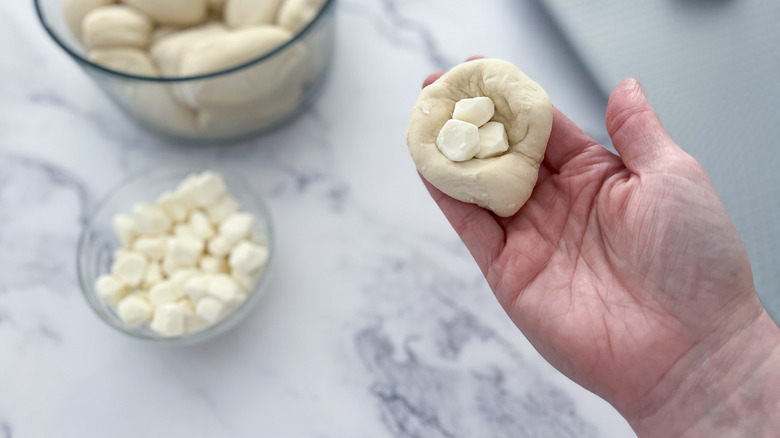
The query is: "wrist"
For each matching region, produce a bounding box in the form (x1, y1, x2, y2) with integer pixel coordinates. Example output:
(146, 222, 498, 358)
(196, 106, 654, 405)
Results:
(627, 305, 780, 437)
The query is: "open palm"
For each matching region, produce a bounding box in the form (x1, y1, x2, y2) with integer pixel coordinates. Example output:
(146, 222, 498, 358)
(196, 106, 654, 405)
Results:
(422, 78, 765, 422)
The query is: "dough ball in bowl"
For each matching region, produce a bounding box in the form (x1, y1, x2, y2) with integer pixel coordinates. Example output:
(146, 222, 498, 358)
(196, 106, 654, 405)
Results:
(407, 59, 553, 217)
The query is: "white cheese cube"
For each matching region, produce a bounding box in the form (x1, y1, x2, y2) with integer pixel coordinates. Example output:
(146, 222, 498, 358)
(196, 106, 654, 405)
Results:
(436, 119, 480, 162)
(170, 268, 199, 294)
(156, 190, 191, 223)
(205, 195, 240, 224)
(142, 261, 163, 289)
(189, 172, 227, 208)
(82, 5, 153, 49)
(95, 274, 128, 305)
(173, 223, 199, 240)
(117, 294, 153, 328)
(207, 234, 234, 257)
(219, 212, 254, 245)
(112, 214, 136, 248)
(123, 0, 208, 26)
(207, 274, 245, 305)
(184, 274, 212, 302)
(111, 251, 147, 288)
(475, 121, 510, 159)
(228, 241, 269, 274)
(167, 235, 204, 267)
(200, 255, 228, 273)
(162, 255, 179, 277)
(132, 204, 172, 235)
(452, 96, 495, 128)
(195, 296, 225, 324)
(150, 302, 186, 337)
(231, 270, 258, 292)
(189, 210, 215, 240)
(132, 236, 167, 261)
(176, 299, 206, 333)
(149, 280, 183, 305)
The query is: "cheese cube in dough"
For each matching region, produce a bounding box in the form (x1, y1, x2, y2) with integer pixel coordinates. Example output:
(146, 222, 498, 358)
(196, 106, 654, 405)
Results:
(452, 97, 495, 128)
(111, 251, 147, 288)
(228, 241, 268, 273)
(123, 0, 208, 26)
(132, 204, 172, 235)
(82, 5, 153, 49)
(133, 236, 167, 261)
(195, 296, 225, 324)
(436, 119, 480, 162)
(149, 280, 183, 305)
(475, 121, 510, 159)
(150, 302, 186, 337)
(167, 235, 205, 267)
(224, 0, 284, 28)
(88, 48, 159, 77)
(117, 294, 153, 328)
(219, 212, 254, 245)
(95, 274, 128, 305)
(112, 213, 136, 248)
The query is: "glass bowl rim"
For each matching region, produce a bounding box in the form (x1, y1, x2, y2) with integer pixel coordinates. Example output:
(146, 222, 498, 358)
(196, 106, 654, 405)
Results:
(76, 163, 275, 344)
(34, 0, 335, 83)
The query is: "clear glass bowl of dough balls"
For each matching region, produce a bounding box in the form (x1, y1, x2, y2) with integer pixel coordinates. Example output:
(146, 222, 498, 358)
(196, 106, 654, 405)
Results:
(77, 166, 274, 344)
(35, 0, 335, 143)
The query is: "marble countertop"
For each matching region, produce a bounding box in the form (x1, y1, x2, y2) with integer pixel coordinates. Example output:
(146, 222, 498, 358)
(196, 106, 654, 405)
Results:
(0, 0, 636, 436)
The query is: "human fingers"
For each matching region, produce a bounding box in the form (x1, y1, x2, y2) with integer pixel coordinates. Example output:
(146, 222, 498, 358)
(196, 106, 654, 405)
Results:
(544, 108, 605, 172)
(606, 78, 679, 173)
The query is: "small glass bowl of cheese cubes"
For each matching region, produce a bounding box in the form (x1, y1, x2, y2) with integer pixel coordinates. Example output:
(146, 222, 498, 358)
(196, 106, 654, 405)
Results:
(34, 0, 335, 143)
(77, 166, 273, 344)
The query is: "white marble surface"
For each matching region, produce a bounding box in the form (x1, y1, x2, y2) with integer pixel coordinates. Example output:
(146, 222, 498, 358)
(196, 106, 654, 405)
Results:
(0, 0, 635, 436)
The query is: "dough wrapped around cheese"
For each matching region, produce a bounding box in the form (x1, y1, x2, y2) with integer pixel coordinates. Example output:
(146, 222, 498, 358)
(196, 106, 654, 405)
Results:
(406, 59, 553, 217)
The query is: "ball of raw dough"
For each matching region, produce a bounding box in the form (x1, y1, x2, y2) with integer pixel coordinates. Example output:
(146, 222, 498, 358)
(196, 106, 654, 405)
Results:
(406, 59, 553, 217)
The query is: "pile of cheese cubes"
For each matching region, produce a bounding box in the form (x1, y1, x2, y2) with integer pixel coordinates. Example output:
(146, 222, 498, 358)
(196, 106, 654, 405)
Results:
(95, 171, 269, 337)
(436, 96, 510, 162)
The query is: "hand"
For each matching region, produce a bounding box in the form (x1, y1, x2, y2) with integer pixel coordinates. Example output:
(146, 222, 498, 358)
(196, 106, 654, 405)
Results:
(419, 63, 780, 436)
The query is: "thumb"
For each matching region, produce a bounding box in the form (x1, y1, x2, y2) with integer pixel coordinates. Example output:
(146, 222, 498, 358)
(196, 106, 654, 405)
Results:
(606, 78, 678, 172)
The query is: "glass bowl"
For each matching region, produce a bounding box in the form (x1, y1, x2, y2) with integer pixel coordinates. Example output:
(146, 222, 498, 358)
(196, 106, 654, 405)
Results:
(35, 0, 336, 143)
(77, 165, 274, 345)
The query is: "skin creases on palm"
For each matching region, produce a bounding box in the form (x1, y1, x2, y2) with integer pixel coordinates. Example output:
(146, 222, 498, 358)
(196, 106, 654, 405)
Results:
(422, 77, 762, 420)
